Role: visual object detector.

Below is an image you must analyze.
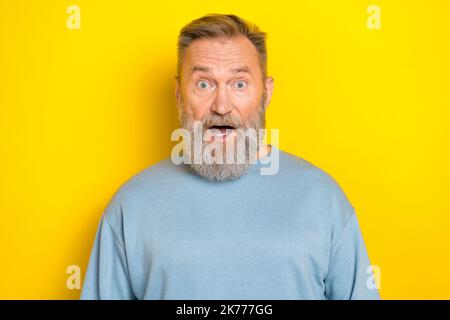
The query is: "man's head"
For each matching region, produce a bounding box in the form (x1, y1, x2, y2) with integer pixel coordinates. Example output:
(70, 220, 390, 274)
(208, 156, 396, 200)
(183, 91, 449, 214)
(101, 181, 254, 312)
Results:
(175, 14, 274, 181)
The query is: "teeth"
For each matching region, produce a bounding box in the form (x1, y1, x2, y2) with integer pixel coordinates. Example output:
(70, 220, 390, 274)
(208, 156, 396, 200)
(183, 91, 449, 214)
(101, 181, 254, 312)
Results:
(207, 126, 235, 139)
(213, 130, 226, 137)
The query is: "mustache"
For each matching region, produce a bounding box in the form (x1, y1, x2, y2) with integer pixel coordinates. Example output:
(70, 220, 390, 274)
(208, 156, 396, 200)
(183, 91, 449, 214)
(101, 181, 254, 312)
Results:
(202, 113, 247, 130)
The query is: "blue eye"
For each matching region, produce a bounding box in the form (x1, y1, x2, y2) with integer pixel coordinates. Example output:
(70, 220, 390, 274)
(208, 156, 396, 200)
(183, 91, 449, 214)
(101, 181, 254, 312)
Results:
(235, 80, 247, 89)
(198, 80, 210, 89)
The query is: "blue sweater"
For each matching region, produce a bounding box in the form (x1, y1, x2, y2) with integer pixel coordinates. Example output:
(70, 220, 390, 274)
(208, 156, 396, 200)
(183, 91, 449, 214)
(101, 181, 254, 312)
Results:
(81, 145, 380, 299)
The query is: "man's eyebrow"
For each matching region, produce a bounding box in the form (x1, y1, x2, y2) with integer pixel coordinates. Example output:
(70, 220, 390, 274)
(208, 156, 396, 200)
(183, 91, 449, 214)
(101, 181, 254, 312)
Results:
(229, 66, 252, 74)
(190, 65, 252, 75)
(191, 66, 212, 74)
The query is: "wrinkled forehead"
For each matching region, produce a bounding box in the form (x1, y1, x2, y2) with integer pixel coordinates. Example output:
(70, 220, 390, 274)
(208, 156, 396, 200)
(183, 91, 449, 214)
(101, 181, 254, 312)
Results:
(182, 36, 262, 78)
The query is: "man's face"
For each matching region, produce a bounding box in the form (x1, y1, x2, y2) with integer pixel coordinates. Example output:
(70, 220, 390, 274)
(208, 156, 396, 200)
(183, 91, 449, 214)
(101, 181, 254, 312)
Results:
(175, 35, 274, 181)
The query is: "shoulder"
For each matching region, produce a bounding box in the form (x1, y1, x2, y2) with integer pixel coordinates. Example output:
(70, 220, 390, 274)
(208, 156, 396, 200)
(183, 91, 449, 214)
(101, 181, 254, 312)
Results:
(278, 149, 350, 199)
(278, 148, 355, 230)
(101, 157, 183, 227)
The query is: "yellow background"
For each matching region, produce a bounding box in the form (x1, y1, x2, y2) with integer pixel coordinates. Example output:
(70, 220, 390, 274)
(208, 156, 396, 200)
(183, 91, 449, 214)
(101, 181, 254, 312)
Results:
(1, 0, 449, 299)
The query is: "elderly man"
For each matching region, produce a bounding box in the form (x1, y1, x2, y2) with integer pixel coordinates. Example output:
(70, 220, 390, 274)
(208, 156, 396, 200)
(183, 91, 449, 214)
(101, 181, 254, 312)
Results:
(81, 14, 380, 300)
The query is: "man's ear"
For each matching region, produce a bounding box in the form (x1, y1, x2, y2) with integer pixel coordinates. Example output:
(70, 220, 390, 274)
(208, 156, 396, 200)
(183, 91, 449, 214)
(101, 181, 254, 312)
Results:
(263, 76, 274, 110)
(174, 75, 181, 106)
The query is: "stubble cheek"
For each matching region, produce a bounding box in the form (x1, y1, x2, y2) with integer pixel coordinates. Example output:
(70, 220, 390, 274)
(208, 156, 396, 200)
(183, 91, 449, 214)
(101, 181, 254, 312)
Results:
(189, 100, 210, 122)
(182, 88, 207, 121)
(234, 95, 261, 122)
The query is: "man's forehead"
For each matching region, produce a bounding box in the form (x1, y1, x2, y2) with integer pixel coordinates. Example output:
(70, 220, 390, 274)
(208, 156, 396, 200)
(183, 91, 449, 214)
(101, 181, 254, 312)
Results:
(184, 37, 259, 76)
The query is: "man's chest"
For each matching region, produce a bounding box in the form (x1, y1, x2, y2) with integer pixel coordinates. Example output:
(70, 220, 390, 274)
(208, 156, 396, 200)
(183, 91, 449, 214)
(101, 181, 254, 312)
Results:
(123, 198, 331, 299)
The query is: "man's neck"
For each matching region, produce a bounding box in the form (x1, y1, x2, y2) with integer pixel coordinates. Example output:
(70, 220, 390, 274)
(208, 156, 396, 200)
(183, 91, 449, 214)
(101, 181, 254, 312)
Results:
(256, 143, 272, 160)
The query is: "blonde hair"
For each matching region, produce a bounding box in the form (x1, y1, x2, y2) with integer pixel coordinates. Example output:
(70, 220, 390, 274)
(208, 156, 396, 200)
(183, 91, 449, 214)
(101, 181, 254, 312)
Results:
(177, 14, 267, 80)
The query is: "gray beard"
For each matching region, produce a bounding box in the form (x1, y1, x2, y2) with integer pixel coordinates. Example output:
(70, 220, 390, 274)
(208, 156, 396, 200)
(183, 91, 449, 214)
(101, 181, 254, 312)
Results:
(177, 101, 266, 182)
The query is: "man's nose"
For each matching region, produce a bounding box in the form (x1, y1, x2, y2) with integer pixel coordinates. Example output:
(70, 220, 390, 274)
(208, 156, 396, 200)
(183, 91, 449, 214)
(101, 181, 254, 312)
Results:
(210, 84, 232, 115)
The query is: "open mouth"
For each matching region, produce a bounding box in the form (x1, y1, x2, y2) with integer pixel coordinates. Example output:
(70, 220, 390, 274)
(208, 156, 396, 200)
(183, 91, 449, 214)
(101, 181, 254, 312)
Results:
(207, 125, 236, 139)
(208, 125, 235, 130)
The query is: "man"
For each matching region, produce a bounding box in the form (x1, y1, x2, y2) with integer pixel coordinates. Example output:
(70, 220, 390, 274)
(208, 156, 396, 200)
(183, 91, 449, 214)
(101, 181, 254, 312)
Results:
(81, 14, 380, 300)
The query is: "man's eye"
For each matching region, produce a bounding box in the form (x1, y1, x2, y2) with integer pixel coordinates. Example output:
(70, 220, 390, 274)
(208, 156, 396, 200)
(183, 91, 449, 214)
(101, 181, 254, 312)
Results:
(235, 80, 247, 89)
(197, 80, 210, 89)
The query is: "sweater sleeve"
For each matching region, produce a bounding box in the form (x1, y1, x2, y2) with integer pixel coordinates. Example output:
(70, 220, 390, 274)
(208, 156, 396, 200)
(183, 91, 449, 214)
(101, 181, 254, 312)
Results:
(80, 214, 136, 300)
(324, 211, 381, 300)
